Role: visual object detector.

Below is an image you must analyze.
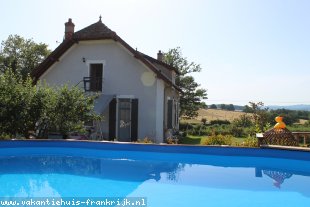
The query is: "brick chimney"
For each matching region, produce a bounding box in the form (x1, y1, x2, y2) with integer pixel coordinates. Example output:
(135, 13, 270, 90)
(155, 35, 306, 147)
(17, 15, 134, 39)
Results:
(64, 18, 75, 40)
(157, 50, 163, 62)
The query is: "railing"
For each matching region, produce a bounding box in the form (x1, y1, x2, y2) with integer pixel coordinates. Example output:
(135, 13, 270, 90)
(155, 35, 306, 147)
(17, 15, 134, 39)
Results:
(83, 77, 103, 92)
(292, 132, 310, 146)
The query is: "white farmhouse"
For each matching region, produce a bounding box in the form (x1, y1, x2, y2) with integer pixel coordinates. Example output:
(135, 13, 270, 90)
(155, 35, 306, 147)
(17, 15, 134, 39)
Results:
(32, 17, 180, 143)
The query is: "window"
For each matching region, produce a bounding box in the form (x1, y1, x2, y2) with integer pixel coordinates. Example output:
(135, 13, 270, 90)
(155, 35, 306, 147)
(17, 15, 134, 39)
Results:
(167, 99, 179, 129)
(83, 60, 105, 92)
(89, 63, 103, 92)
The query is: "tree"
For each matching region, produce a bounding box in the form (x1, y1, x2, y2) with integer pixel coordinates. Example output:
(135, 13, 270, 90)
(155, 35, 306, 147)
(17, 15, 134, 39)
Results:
(0, 69, 99, 139)
(0, 35, 50, 78)
(47, 85, 100, 138)
(232, 114, 253, 128)
(220, 104, 226, 110)
(227, 104, 235, 111)
(201, 118, 207, 125)
(163, 47, 207, 117)
(246, 102, 270, 132)
(243, 105, 253, 113)
(210, 104, 217, 109)
(0, 69, 47, 138)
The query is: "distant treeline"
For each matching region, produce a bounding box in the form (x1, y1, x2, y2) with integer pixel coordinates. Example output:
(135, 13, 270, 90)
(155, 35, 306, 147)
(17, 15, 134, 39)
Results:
(252, 108, 309, 125)
(206, 103, 310, 125)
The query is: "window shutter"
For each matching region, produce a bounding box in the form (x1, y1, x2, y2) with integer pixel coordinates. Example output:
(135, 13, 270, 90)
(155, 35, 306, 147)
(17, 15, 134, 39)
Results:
(108, 98, 116, 140)
(131, 99, 138, 141)
(167, 100, 173, 129)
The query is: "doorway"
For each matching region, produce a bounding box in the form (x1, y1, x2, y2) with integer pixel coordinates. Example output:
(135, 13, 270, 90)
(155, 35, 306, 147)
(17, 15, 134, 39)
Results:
(117, 99, 131, 142)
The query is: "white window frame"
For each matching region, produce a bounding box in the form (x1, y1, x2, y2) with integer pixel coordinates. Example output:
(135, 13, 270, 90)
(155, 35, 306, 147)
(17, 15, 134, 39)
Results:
(84, 59, 106, 92)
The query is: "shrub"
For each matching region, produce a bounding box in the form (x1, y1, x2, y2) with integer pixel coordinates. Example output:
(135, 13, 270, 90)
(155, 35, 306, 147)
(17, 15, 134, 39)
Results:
(240, 136, 259, 147)
(201, 118, 207, 125)
(166, 137, 179, 144)
(229, 126, 244, 137)
(210, 120, 231, 125)
(203, 134, 233, 145)
(179, 122, 195, 131)
(137, 137, 154, 144)
(0, 69, 99, 139)
(232, 114, 253, 128)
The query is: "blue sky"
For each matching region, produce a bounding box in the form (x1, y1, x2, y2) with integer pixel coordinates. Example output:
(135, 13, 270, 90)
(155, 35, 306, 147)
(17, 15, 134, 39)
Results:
(1, 0, 309, 106)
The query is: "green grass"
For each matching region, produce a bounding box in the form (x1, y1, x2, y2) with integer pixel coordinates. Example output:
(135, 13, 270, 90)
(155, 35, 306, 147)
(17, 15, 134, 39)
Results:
(179, 135, 208, 145)
(179, 135, 246, 145)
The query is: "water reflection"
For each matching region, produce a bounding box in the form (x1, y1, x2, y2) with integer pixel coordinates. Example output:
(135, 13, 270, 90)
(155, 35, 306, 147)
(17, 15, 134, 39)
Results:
(263, 170, 293, 188)
(0, 156, 184, 197)
(1, 153, 310, 198)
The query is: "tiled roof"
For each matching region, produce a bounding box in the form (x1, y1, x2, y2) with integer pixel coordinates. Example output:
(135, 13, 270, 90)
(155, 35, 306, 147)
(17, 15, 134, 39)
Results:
(32, 19, 180, 92)
(140, 52, 180, 75)
(73, 19, 116, 40)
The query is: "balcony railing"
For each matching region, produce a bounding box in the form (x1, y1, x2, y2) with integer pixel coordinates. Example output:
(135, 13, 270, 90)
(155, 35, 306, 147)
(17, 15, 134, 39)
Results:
(83, 77, 103, 92)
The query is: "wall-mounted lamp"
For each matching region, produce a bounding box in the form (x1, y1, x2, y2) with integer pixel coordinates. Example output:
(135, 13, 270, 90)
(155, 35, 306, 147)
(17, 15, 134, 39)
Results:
(82, 57, 86, 63)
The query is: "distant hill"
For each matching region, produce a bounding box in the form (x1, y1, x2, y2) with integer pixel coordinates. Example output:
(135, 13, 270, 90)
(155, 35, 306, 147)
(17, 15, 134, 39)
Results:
(208, 103, 310, 112)
(267, 105, 310, 111)
(184, 109, 247, 123)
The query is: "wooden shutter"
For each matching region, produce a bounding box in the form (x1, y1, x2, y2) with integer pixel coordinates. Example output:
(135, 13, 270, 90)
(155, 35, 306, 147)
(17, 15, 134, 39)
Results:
(167, 100, 173, 129)
(108, 98, 116, 140)
(131, 99, 138, 141)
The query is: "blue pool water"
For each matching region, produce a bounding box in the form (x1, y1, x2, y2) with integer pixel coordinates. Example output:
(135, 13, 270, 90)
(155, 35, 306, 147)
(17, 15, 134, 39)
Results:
(0, 141, 310, 207)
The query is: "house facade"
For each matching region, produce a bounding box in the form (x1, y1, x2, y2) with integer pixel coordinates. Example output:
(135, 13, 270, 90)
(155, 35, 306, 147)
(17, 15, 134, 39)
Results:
(32, 18, 180, 143)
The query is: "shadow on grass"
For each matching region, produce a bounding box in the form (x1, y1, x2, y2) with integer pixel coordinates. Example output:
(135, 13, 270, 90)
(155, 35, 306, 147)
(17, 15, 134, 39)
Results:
(180, 136, 205, 145)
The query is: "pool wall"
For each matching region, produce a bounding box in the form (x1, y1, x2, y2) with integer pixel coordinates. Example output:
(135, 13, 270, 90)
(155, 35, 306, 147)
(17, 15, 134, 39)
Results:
(0, 140, 309, 161)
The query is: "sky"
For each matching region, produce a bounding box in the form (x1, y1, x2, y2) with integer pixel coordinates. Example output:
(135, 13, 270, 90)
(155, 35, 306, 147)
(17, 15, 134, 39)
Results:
(1, 0, 309, 106)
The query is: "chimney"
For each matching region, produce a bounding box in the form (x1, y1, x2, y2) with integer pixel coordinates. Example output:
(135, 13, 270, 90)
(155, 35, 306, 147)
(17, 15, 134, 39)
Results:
(64, 18, 75, 40)
(157, 50, 163, 62)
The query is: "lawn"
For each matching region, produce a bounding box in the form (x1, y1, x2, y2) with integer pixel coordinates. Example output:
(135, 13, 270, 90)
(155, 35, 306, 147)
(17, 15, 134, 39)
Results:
(179, 135, 246, 145)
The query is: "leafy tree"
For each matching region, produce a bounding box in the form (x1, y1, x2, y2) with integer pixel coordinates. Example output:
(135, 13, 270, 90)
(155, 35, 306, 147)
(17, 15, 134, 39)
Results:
(48, 85, 100, 138)
(243, 105, 253, 113)
(209, 104, 217, 109)
(200, 102, 208, 109)
(227, 104, 235, 111)
(219, 104, 235, 111)
(246, 102, 270, 132)
(0, 69, 99, 139)
(0, 69, 46, 138)
(0, 35, 50, 78)
(232, 114, 253, 128)
(220, 104, 226, 110)
(201, 118, 207, 125)
(163, 47, 207, 117)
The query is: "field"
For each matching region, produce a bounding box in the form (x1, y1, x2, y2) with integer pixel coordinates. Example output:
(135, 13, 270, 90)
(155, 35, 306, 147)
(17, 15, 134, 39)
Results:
(182, 109, 248, 123)
(182, 108, 307, 125)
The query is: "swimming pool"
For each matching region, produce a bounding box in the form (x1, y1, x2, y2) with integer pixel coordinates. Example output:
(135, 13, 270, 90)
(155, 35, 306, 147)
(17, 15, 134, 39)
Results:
(0, 140, 310, 207)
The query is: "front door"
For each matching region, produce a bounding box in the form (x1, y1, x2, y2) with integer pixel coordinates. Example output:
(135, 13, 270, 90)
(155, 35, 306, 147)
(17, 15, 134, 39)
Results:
(109, 98, 138, 141)
(118, 99, 131, 142)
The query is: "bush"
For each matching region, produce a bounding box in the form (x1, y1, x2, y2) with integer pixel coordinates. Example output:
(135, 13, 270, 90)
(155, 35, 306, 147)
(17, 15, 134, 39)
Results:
(240, 136, 259, 147)
(201, 118, 207, 125)
(137, 137, 154, 144)
(0, 69, 99, 138)
(230, 126, 244, 137)
(179, 122, 195, 131)
(232, 114, 253, 128)
(203, 134, 233, 145)
(210, 120, 231, 125)
(166, 137, 179, 144)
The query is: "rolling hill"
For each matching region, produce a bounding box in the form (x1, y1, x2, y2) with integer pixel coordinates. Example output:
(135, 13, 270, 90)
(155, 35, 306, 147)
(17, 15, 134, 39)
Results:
(182, 109, 247, 123)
